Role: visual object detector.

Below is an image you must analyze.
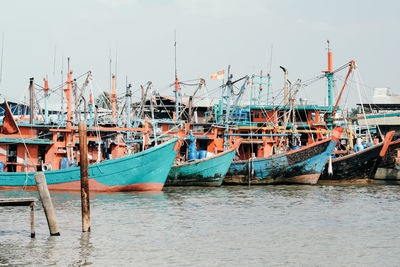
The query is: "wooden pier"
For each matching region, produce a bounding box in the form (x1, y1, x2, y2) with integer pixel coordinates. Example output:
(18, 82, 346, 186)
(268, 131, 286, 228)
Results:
(0, 197, 37, 238)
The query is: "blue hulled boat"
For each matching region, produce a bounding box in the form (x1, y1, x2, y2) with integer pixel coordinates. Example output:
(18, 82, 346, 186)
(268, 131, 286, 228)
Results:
(224, 127, 344, 185)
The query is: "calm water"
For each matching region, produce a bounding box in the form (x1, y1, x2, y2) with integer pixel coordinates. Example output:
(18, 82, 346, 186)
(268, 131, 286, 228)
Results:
(1, 184, 400, 266)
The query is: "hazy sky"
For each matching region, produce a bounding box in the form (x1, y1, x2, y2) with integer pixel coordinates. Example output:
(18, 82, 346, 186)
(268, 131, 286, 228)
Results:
(0, 0, 399, 109)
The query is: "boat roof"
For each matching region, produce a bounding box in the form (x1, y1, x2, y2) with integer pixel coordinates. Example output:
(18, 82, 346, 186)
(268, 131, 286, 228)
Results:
(0, 137, 53, 145)
(242, 104, 331, 111)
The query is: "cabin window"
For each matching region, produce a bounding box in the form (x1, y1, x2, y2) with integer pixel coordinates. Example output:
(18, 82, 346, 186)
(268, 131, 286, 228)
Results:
(37, 129, 52, 139)
(262, 113, 268, 119)
(198, 140, 208, 151)
(7, 145, 17, 163)
(295, 111, 308, 122)
(57, 132, 65, 142)
(254, 113, 260, 119)
(311, 112, 316, 121)
(7, 144, 17, 172)
(38, 146, 46, 164)
(203, 126, 211, 132)
(193, 126, 204, 133)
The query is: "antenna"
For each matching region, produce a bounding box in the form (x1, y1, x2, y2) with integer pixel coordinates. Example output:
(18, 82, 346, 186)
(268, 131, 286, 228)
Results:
(53, 45, 56, 77)
(173, 30, 180, 120)
(268, 44, 273, 74)
(61, 54, 64, 121)
(0, 32, 4, 87)
(115, 46, 118, 91)
(109, 47, 112, 92)
(174, 30, 177, 79)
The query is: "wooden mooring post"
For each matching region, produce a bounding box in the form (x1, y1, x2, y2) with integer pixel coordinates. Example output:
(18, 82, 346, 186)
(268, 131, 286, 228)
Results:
(30, 202, 35, 238)
(78, 121, 91, 232)
(34, 172, 60, 236)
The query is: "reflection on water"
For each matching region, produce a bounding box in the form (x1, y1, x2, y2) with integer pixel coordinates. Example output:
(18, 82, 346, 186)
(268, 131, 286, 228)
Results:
(1, 185, 400, 266)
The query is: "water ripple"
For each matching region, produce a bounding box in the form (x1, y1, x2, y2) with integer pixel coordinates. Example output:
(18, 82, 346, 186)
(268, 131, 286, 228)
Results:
(1, 184, 400, 266)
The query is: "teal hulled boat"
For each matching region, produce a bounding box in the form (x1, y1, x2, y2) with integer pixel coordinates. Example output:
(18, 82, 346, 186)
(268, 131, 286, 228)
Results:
(166, 140, 240, 186)
(0, 138, 179, 192)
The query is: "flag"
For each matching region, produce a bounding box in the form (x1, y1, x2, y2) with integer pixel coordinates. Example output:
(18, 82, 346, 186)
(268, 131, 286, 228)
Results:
(2, 100, 18, 134)
(211, 70, 224, 80)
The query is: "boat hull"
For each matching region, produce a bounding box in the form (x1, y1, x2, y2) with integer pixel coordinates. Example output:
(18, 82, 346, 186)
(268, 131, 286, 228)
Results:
(0, 138, 178, 192)
(319, 142, 383, 181)
(373, 140, 400, 182)
(224, 137, 339, 185)
(166, 148, 237, 186)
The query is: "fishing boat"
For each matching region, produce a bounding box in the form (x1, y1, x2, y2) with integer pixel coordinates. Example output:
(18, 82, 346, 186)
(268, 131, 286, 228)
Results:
(354, 88, 400, 182)
(0, 67, 184, 192)
(166, 139, 241, 186)
(319, 131, 395, 182)
(0, 137, 179, 191)
(374, 140, 400, 182)
(224, 127, 343, 185)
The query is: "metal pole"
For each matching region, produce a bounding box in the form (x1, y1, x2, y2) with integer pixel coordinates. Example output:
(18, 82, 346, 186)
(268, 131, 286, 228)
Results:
(29, 78, 34, 124)
(280, 66, 288, 106)
(44, 78, 49, 124)
(126, 84, 131, 127)
(267, 74, 271, 105)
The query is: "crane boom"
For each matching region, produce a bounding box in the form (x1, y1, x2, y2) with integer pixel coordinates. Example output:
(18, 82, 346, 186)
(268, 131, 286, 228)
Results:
(332, 60, 355, 117)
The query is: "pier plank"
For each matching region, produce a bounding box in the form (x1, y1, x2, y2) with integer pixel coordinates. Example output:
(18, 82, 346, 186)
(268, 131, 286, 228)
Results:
(0, 197, 37, 206)
(0, 197, 37, 238)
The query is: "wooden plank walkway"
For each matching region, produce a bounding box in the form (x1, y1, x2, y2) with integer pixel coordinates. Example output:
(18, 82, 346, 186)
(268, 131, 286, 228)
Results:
(0, 197, 37, 206)
(0, 197, 37, 238)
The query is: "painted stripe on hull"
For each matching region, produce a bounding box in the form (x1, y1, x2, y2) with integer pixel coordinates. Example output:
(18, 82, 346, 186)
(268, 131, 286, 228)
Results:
(0, 138, 178, 192)
(275, 173, 320, 184)
(0, 180, 164, 192)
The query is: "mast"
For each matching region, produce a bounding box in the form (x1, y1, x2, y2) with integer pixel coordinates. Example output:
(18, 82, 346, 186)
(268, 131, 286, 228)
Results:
(188, 79, 205, 123)
(325, 40, 334, 130)
(111, 74, 116, 123)
(224, 65, 232, 128)
(150, 84, 158, 145)
(280, 66, 289, 106)
(73, 79, 78, 122)
(258, 69, 263, 104)
(64, 58, 73, 129)
(109, 48, 112, 96)
(266, 73, 271, 105)
(115, 47, 118, 93)
(125, 83, 132, 127)
(88, 92, 94, 127)
(267, 44, 273, 105)
(29, 77, 35, 124)
(60, 56, 65, 125)
(223, 69, 232, 151)
(43, 77, 49, 124)
(280, 66, 289, 123)
(0, 32, 4, 88)
(174, 31, 180, 121)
